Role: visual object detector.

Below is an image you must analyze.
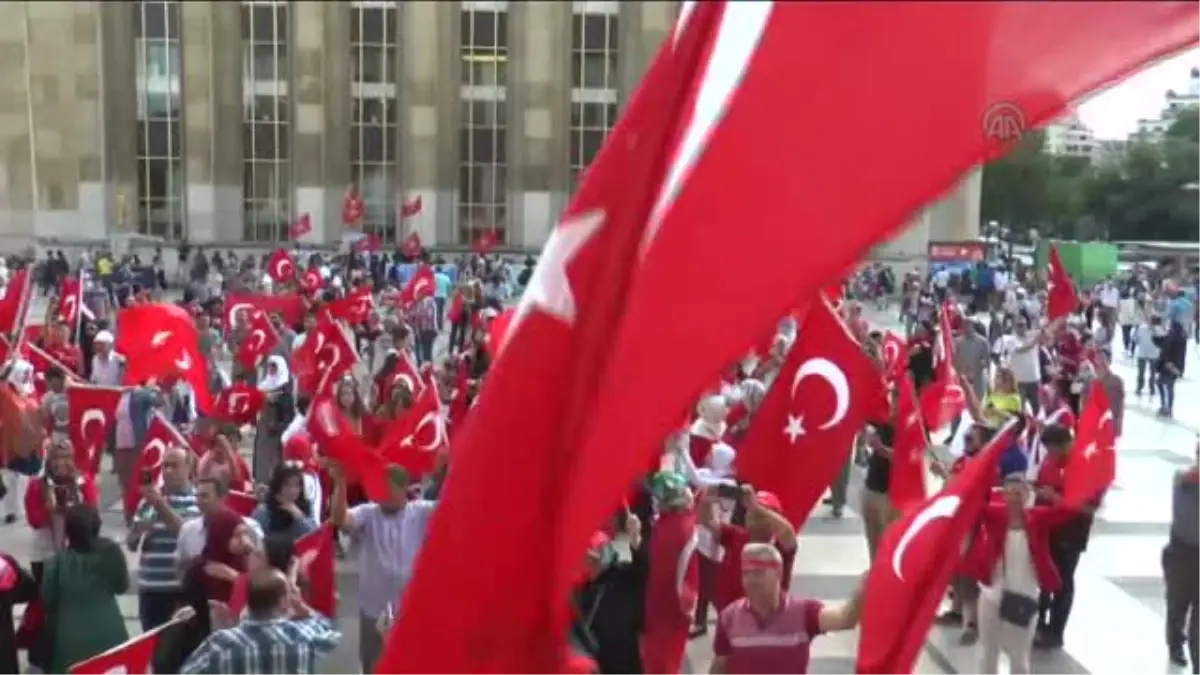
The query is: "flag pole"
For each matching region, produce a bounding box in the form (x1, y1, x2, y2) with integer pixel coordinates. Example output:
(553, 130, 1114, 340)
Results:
(73, 267, 85, 346)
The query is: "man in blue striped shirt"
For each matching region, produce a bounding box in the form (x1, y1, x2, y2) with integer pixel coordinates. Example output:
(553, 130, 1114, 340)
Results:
(181, 569, 341, 674)
(127, 445, 201, 631)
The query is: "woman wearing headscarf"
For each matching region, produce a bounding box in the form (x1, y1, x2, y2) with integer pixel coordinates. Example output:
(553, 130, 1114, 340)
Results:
(1, 359, 45, 523)
(15, 434, 97, 666)
(253, 355, 295, 483)
(42, 504, 129, 673)
(194, 506, 253, 605)
(642, 471, 700, 674)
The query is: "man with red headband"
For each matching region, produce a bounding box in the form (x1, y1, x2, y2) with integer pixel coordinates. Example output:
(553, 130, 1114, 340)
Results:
(711, 543, 864, 674)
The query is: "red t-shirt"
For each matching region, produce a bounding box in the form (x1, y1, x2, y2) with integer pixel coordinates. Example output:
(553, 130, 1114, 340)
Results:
(713, 595, 823, 674)
(1037, 453, 1067, 492)
(714, 525, 796, 611)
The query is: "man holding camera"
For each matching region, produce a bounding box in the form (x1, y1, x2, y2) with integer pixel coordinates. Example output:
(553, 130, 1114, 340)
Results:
(127, 445, 201, 631)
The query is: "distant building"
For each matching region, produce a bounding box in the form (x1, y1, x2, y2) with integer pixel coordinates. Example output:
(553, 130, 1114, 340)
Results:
(1091, 139, 1129, 168)
(1044, 111, 1098, 158)
(1132, 66, 1199, 141)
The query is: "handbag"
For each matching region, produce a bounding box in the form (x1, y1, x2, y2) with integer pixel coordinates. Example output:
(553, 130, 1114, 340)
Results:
(997, 548, 1038, 627)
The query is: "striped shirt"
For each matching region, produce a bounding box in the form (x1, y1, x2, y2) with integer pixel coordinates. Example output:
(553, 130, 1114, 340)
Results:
(133, 487, 201, 591)
(180, 615, 341, 674)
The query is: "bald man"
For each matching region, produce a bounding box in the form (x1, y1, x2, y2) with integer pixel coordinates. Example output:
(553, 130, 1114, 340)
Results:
(711, 543, 864, 674)
(128, 444, 201, 631)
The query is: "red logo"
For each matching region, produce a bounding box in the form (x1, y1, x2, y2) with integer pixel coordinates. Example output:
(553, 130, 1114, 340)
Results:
(982, 102, 1025, 152)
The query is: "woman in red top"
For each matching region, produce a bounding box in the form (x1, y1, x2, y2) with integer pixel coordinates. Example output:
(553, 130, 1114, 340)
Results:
(41, 323, 81, 376)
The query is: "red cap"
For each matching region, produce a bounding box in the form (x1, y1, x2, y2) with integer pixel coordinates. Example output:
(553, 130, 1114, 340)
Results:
(755, 490, 783, 513)
(284, 433, 315, 464)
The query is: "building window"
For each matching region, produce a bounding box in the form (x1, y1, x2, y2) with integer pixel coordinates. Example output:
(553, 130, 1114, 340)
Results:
(568, 10, 618, 193)
(458, 4, 508, 244)
(242, 0, 291, 242)
(135, 0, 185, 240)
(351, 1, 399, 243)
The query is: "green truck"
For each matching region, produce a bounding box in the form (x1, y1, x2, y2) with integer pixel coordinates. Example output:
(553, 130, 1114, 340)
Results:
(1036, 240, 1119, 286)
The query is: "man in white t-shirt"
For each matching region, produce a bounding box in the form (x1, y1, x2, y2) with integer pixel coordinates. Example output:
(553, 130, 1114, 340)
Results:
(1007, 317, 1044, 409)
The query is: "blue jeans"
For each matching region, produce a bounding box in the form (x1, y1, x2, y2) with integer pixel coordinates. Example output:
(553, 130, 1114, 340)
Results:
(138, 589, 182, 632)
(1159, 372, 1178, 414)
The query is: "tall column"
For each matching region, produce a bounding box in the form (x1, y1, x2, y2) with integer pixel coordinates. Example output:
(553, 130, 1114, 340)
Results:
(99, 2, 139, 236)
(292, 0, 350, 244)
(508, 1, 571, 247)
(180, 3, 216, 242)
(618, 1, 675, 101)
(929, 167, 983, 241)
(399, 1, 459, 247)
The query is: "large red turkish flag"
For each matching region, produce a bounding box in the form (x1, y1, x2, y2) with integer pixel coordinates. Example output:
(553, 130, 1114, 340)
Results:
(69, 616, 181, 673)
(123, 412, 190, 519)
(116, 303, 213, 413)
(66, 385, 123, 475)
(385, 2, 1197, 673)
(1063, 379, 1116, 508)
(737, 295, 886, 528)
(889, 374, 931, 511)
(919, 304, 965, 431)
(857, 420, 1018, 673)
(1046, 244, 1080, 321)
(295, 524, 338, 619)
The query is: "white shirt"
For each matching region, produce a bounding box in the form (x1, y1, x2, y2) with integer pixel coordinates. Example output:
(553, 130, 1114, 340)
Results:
(175, 515, 265, 567)
(984, 529, 1040, 598)
(1008, 334, 1041, 384)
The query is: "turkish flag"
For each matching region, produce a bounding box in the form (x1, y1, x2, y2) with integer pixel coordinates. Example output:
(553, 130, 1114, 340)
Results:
(737, 295, 886, 528)
(225, 292, 306, 334)
(116, 303, 213, 414)
(0, 268, 31, 335)
(288, 212, 313, 240)
(400, 232, 423, 259)
(68, 616, 182, 674)
(295, 524, 338, 618)
(472, 230, 498, 255)
(400, 194, 423, 219)
(1063, 379, 1116, 508)
(378, 384, 446, 478)
(307, 397, 393, 502)
(235, 311, 279, 373)
(888, 374, 931, 511)
(384, 2, 1198, 672)
(292, 315, 358, 398)
(857, 419, 1019, 673)
(66, 385, 123, 475)
(325, 286, 375, 325)
(487, 308, 515, 356)
(375, 349, 424, 406)
(226, 490, 258, 517)
(56, 274, 90, 328)
(399, 266, 436, 307)
(22, 341, 85, 397)
(266, 248, 297, 284)
(301, 268, 325, 295)
(445, 361, 472, 439)
(124, 412, 190, 519)
(354, 233, 382, 253)
(343, 186, 365, 227)
(1046, 245, 1079, 321)
(212, 383, 266, 427)
(919, 305, 964, 432)
(880, 330, 909, 384)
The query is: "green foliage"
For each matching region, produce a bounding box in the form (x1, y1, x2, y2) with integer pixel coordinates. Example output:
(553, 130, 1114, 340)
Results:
(981, 109, 1199, 243)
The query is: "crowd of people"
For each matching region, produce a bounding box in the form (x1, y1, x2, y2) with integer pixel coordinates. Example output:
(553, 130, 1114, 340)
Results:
(0, 241, 1194, 674)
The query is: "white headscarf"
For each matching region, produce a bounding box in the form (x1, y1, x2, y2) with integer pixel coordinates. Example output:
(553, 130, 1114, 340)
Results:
(258, 355, 291, 392)
(739, 379, 768, 411)
(7, 359, 35, 397)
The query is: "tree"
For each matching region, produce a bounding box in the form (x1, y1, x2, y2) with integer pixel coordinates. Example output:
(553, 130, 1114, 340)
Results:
(981, 109, 1199, 243)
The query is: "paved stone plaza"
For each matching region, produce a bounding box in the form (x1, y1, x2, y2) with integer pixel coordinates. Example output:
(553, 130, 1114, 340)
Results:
(2, 295, 1196, 673)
